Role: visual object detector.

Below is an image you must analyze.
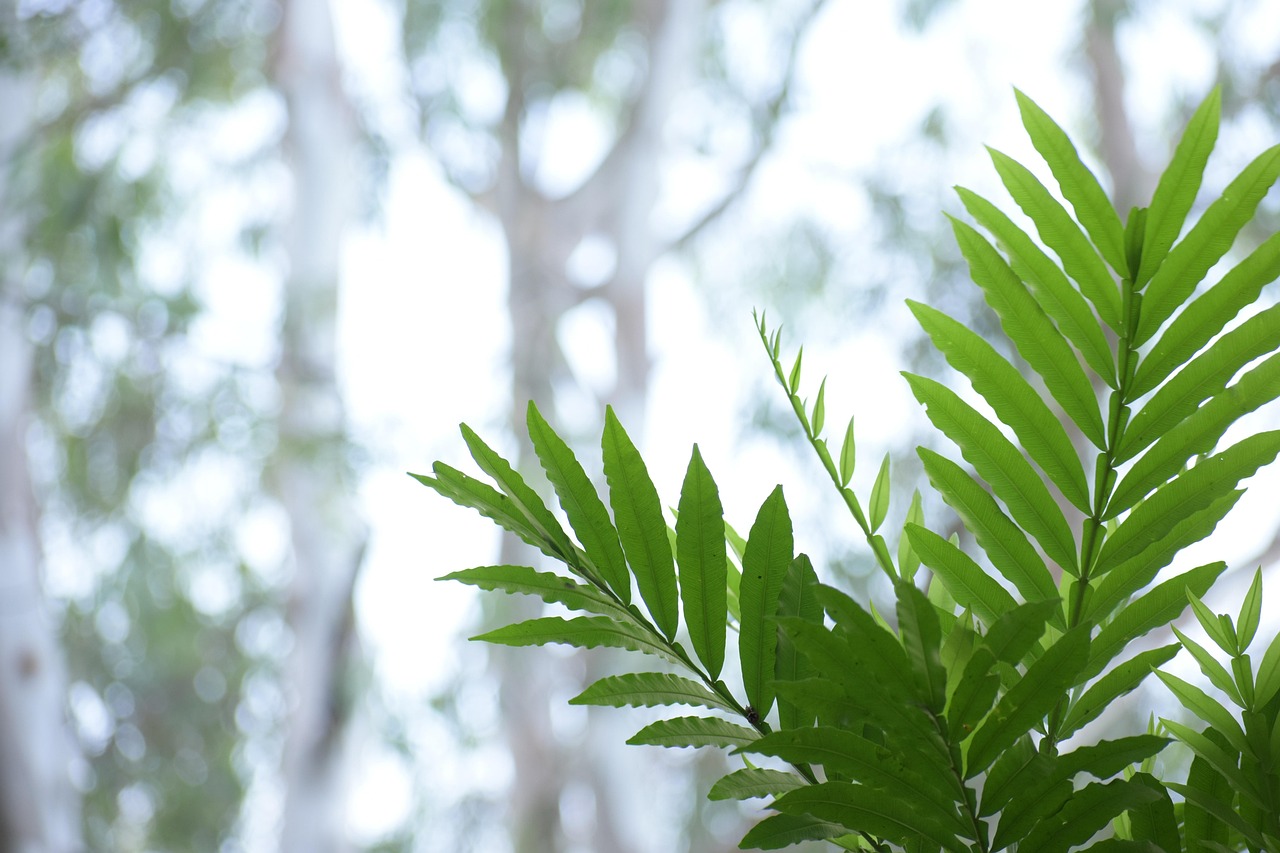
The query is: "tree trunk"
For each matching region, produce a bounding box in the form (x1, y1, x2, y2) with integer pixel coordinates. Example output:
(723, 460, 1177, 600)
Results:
(0, 36, 83, 853)
(271, 1, 367, 851)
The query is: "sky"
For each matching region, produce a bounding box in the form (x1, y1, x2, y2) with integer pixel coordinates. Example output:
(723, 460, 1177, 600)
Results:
(173, 0, 1280, 845)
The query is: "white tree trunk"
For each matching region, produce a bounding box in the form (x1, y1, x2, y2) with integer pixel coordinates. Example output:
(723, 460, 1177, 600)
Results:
(0, 33, 83, 853)
(271, 1, 366, 851)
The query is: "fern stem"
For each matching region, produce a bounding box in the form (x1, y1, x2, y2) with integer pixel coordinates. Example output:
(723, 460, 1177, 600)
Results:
(754, 311, 899, 581)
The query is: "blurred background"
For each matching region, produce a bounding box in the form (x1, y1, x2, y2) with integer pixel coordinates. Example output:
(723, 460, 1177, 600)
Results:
(2, 0, 1279, 850)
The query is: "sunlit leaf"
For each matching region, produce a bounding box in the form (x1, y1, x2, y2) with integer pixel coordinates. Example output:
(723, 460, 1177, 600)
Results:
(948, 217, 1107, 447)
(1016, 88, 1127, 275)
(905, 373, 1078, 572)
(602, 406, 678, 636)
(869, 453, 892, 533)
(1136, 143, 1280, 345)
(676, 445, 727, 679)
(1135, 87, 1220, 287)
(528, 401, 631, 600)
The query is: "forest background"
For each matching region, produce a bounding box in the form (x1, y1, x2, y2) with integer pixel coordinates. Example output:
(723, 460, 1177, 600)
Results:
(1, 0, 1279, 851)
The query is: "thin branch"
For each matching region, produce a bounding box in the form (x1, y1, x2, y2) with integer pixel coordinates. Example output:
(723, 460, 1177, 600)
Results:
(667, 0, 829, 254)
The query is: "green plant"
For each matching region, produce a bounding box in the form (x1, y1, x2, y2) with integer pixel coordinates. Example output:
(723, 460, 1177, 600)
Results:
(415, 87, 1280, 851)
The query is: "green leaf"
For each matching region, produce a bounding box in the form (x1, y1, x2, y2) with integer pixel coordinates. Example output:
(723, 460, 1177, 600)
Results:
(966, 626, 1090, 777)
(775, 555, 823, 730)
(1058, 644, 1180, 739)
(1156, 671, 1249, 755)
(740, 486, 793, 719)
(906, 523, 1018, 628)
(1086, 492, 1243, 624)
(905, 373, 1078, 572)
(1237, 568, 1264, 652)
(460, 425, 579, 561)
(627, 716, 759, 750)
(909, 300, 1090, 512)
(918, 449, 1060, 620)
(707, 768, 806, 801)
(438, 565, 628, 620)
(1014, 778, 1162, 853)
(1162, 720, 1260, 809)
(1095, 433, 1280, 574)
(1182, 742, 1233, 850)
(413, 467, 564, 562)
(946, 647, 999, 737)
(983, 599, 1058, 666)
(472, 615, 681, 665)
(1171, 625, 1243, 706)
(981, 736, 1048, 817)
(527, 402, 631, 600)
(1187, 591, 1239, 658)
(748, 727, 964, 831)
(770, 782, 965, 850)
(839, 416, 856, 486)
(956, 187, 1116, 384)
(602, 407, 678, 636)
(869, 453, 892, 533)
(1255, 628, 1280, 708)
(1172, 780, 1269, 850)
(739, 814, 851, 850)
(812, 378, 827, 435)
(789, 346, 804, 394)
(569, 673, 733, 712)
(898, 490, 925, 582)
(1107, 356, 1280, 517)
(896, 581, 947, 713)
(1120, 302, 1280, 461)
(1133, 228, 1280, 397)
(1135, 86, 1220, 288)
(676, 445, 728, 679)
(1124, 772, 1181, 853)
(1136, 143, 1280, 345)
(949, 217, 1107, 447)
(817, 586, 920, 708)
(995, 737, 1170, 850)
(1084, 562, 1226, 682)
(986, 147, 1123, 331)
(1015, 89, 1127, 275)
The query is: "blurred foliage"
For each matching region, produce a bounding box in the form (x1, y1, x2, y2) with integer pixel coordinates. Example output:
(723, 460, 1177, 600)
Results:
(3, 0, 283, 848)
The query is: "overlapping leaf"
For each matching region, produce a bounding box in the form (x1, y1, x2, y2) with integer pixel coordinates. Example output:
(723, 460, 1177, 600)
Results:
(956, 187, 1116, 384)
(918, 449, 1060, 619)
(909, 300, 1090, 512)
(1016, 89, 1128, 276)
(1120, 302, 1280, 461)
(1134, 87, 1220, 287)
(905, 373, 1078, 572)
(1132, 228, 1280, 397)
(906, 523, 1018, 627)
(527, 402, 631, 600)
(1135, 142, 1280, 345)
(949, 217, 1107, 448)
(986, 148, 1123, 332)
